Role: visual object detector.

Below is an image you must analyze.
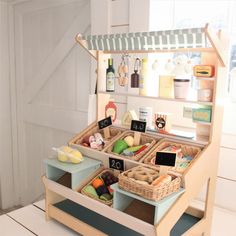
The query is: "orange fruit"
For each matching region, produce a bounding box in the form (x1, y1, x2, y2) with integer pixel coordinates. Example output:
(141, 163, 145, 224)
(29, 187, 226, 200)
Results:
(92, 178, 104, 189)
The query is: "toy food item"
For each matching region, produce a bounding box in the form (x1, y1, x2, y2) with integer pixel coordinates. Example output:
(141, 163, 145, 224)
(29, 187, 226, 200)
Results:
(107, 186, 114, 195)
(82, 135, 90, 145)
(54, 146, 84, 164)
(124, 166, 158, 185)
(81, 133, 105, 149)
(96, 185, 109, 196)
(121, 110, 138, 127)
(193, 65, 215, 77)
(122, 145, 143, 156)
(92, 178, 104, 189)
(135, 180, 149, 185)
(101, 171, 118, 186)
(83, 185, 99, 199)
(134, 144, 149, 155)
(112, 140, 128, 154)
(94, 133, 105, 146)
(151, 175, 172, 187)
(124, 136, 134, 147)
(100, 193, 113, 201)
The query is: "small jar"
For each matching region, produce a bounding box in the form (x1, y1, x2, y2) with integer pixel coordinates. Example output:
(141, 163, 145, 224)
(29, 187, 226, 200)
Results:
(197, 89, 212, 102)
(174, 78, 190, 99)
(139, 107, 153, 128)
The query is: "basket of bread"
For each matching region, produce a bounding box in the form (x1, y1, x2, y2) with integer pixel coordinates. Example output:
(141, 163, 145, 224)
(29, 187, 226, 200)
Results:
(118, 165, 181, 201)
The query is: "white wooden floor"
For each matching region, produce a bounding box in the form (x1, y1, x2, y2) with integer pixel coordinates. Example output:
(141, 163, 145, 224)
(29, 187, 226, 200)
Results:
(0, 200, 236, 236)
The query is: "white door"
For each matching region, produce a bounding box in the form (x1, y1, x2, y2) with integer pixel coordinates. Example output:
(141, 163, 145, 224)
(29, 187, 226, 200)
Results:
(12, 0, 91, 205)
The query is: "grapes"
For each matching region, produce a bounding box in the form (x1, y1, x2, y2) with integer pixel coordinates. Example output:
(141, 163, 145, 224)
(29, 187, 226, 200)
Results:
(101, 171, 118, 186)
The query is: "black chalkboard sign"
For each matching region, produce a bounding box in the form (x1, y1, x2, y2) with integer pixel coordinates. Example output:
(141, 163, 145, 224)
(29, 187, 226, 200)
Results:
(130, 120, 146, 133)
(98, 116, 112, 129)
(155, 151, 176, 167)
(109, 157, 124, 171)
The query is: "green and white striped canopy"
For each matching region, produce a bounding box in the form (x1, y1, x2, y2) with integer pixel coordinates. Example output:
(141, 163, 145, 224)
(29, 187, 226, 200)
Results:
(82, 27, 208, 51)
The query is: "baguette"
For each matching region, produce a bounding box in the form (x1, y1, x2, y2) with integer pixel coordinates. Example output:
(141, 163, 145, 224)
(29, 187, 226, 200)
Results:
(151, 174, 172, 187)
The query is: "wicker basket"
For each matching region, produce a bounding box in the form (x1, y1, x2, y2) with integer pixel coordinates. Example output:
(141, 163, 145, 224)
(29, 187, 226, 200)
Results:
(142, 140, 201, 174)
(118, 165, 181, 201)
(81, 168, 118, 206)
(105, 131, 158, 161)
(69, 122, 124, 151)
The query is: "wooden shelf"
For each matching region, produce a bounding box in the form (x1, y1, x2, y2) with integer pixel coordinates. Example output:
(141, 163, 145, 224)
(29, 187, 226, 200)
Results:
(195, 77, 215, 81)
(193, 121, 212, 126)
(98, 91, 213, 106)
(43, 177, 156, 236)
(43, 177, 202, 236)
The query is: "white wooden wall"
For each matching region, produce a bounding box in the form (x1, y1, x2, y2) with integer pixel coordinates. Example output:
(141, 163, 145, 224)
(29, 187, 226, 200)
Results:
(0, 1, 15, 209)
(0, 0, 92, 207)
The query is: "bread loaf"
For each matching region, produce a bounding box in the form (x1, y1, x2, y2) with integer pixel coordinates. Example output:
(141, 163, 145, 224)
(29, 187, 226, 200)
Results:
(151, 174, 172, 187)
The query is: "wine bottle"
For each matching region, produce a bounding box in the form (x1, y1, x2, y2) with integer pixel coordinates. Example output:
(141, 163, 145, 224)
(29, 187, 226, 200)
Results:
(106, 58, 115, 92)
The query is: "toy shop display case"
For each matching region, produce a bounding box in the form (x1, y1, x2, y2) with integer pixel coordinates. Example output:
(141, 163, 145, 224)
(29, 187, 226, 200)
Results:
(43, 24, 228, 236)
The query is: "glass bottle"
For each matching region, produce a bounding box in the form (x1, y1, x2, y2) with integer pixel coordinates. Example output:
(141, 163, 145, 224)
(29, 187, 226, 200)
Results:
(106, 58, 115, 92)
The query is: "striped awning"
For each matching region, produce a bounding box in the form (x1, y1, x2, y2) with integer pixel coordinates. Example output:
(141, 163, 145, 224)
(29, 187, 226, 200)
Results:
(82, 27, 209, 51)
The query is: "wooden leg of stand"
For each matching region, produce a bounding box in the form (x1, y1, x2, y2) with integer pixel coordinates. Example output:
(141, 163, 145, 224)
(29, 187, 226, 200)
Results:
(43, 176, 64, 221)
(203, 176, 216, 236)
(45, 187, 51, 221)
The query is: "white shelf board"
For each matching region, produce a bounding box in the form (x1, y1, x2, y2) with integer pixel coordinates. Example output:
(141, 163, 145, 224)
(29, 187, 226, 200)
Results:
(98, 91, 213, 106)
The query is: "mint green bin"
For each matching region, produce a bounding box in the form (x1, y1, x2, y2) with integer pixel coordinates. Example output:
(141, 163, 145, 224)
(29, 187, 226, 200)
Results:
(44, 157, 101, 190)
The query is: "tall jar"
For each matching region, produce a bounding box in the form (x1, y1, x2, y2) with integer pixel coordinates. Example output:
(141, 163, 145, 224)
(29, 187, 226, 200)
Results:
(139, 58, 148, 96)
(230, 67, 236, 102)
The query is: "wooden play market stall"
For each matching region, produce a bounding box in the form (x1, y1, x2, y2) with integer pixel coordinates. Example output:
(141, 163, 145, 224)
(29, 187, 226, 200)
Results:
(42, 24, 228, 236)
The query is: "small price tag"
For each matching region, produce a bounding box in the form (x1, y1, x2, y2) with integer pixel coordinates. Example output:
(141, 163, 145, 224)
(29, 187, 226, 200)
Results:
(155, 151, 176, 167)
(109, 157, 124, 171)
(98, 116, 112, 129)
(130, 120, 146, 133)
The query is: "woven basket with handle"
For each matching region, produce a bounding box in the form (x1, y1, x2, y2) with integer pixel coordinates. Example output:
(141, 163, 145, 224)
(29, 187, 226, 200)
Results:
(118, 165, 181, 201)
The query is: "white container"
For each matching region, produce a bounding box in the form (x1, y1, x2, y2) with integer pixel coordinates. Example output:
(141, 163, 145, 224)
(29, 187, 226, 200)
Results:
(197, 89, 212, 102)
(174, 79, 190, 99)
(139, 107, 153, 128)
(230, 67, 236, 102)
